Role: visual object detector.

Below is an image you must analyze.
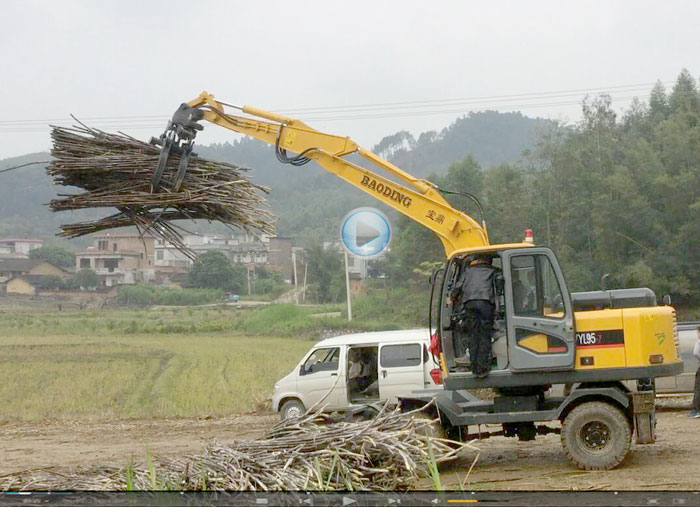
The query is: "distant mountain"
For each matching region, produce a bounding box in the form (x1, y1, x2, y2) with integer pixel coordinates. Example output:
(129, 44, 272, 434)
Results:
(0, 111, 552, 246)
(373, 110, 552, 176)
(0, 153, 94, 247)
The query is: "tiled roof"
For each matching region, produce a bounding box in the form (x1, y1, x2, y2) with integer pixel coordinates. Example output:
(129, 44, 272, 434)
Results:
(0, 259, 45, 272)
(7, 274, 46, 286)
(0, 258, 68, 273)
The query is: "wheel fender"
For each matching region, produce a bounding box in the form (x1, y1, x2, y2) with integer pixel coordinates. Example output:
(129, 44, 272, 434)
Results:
(556, 387, 630, 420)
(276, 394, 306, 413)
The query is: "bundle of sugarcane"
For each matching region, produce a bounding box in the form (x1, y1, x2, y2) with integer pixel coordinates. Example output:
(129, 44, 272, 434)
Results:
(47, 123, 275, 257)
(2, 406, 477, 491)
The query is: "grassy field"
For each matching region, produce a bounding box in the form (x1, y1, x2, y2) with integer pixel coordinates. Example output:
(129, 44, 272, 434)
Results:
(0, 307, 316, 422)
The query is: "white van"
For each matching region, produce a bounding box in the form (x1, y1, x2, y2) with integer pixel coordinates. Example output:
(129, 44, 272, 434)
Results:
(271, 329, 443, 420)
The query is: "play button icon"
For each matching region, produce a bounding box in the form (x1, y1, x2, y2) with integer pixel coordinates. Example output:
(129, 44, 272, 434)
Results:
(356, 220, 380, 247)
(340, 208, 391, 258)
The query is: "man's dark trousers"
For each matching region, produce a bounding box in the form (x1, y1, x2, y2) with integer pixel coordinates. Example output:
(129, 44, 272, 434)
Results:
(465, 300, 493, 375)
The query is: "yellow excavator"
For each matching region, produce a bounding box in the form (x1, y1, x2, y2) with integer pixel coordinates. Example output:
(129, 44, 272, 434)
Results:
(154, 92, 682, 470)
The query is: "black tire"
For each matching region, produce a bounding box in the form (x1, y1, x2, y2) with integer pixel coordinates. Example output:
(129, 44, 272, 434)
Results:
(561, 401, 632, 470)
(279, 399, 305, 421)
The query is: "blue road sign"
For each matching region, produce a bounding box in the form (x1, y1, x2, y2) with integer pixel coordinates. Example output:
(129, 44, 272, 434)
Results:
(340, 208, 391, 258)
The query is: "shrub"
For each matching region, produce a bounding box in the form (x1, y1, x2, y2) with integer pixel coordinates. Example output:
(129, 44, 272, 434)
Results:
(117, 286, 154, 306)
(116, 286, 223, 307)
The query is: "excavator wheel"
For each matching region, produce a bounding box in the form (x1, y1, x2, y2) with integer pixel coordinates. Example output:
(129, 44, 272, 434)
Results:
(561, 401, 632, 470)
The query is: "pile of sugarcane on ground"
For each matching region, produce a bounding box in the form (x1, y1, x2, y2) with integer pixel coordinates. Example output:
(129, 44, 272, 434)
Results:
(47, 124, 275, 257)
(1, 407, 477, 491)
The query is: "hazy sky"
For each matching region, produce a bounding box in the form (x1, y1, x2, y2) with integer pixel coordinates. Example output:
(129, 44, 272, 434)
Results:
(1, 0, 699, 160)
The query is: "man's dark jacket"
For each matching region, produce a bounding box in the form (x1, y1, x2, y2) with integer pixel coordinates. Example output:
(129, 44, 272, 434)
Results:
(451, 264, 499, 303)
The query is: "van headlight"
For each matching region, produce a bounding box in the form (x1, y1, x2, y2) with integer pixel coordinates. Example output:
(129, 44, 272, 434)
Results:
(274, 383, 280, 392)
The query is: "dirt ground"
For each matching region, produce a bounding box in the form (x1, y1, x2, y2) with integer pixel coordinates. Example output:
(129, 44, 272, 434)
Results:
(1, 397, 698, 491)
(0, 413, 278, 478)
(433, 396, 700, 491)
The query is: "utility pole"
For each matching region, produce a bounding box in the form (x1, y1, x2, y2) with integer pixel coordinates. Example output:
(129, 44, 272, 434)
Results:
(302, 261, 308, 303)
(344, 251, 352, 321)
(292, 250, 298, 304)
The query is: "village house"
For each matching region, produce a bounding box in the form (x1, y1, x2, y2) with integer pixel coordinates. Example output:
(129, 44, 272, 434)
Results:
(0, 258, 70, 284)
(155, 232, 273, 268)
(5, 275, 53, 296)
(75, 231, 155, 287)
(0, 238, 43, 257)
(0, 258, 72, 296)
(154, 232, 294, 284)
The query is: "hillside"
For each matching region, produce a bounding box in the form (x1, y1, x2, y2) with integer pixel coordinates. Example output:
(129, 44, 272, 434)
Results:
(0, 111, 551, 245)
(0, 154, 96, 246)
(374, 110, 552, 176)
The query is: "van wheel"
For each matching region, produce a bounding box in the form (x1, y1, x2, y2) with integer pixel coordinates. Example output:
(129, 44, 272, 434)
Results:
(280, 399, 306, 421)
(561, 401, 631, 470)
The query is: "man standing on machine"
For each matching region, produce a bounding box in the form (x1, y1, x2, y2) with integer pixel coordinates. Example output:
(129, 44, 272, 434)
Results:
(452, 254, 500, 378)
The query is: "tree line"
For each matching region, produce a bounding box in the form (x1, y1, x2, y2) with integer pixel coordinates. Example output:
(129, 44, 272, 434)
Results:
(373, 69, 700, 306)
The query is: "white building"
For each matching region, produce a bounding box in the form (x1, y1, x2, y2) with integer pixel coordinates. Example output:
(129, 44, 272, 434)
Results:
(155, 232, 272, 268)
(0, 238, 43, 257)
(323, 239, 386, 280)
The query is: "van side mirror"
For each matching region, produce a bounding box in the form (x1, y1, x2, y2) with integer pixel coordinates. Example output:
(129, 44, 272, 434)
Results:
(299, 364, 307, 376)
(662, 294, 672, 306)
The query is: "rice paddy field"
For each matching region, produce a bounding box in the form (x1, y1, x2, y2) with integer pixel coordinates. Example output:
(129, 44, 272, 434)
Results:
(0, 306, 317, 422)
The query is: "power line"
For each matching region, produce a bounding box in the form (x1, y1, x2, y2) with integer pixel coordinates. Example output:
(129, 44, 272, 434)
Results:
(302, 94, 650, 122)
(273, 81, 674, 113)
(0, 79, 676, 129)
(0, 91, 660, 133)
(0, 115, 168, 125)
(0, 161, 50, 173)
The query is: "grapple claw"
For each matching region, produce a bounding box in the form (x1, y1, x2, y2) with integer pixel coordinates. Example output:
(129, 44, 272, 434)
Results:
(151, 104, 203, 193)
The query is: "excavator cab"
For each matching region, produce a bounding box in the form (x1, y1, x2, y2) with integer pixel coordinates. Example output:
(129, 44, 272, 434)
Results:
(435, 246, 576, 381)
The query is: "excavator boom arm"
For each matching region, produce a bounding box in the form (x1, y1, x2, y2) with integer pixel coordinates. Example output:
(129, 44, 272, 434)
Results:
(177, 92, 490, 256)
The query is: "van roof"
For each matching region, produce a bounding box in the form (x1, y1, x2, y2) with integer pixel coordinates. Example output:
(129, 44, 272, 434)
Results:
(315, 328, 430, 348)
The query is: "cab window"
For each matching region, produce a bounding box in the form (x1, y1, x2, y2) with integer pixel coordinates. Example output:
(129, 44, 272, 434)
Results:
(511, 254, 568, 355)
(511, 254, 564, 319)
(302, 347, 340, 374)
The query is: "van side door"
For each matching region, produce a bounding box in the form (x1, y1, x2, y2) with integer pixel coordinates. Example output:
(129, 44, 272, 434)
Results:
(378, 342, 425, 404)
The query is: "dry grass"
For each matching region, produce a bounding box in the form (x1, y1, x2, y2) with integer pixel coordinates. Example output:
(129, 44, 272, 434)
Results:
(0, 308, 314, 421)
